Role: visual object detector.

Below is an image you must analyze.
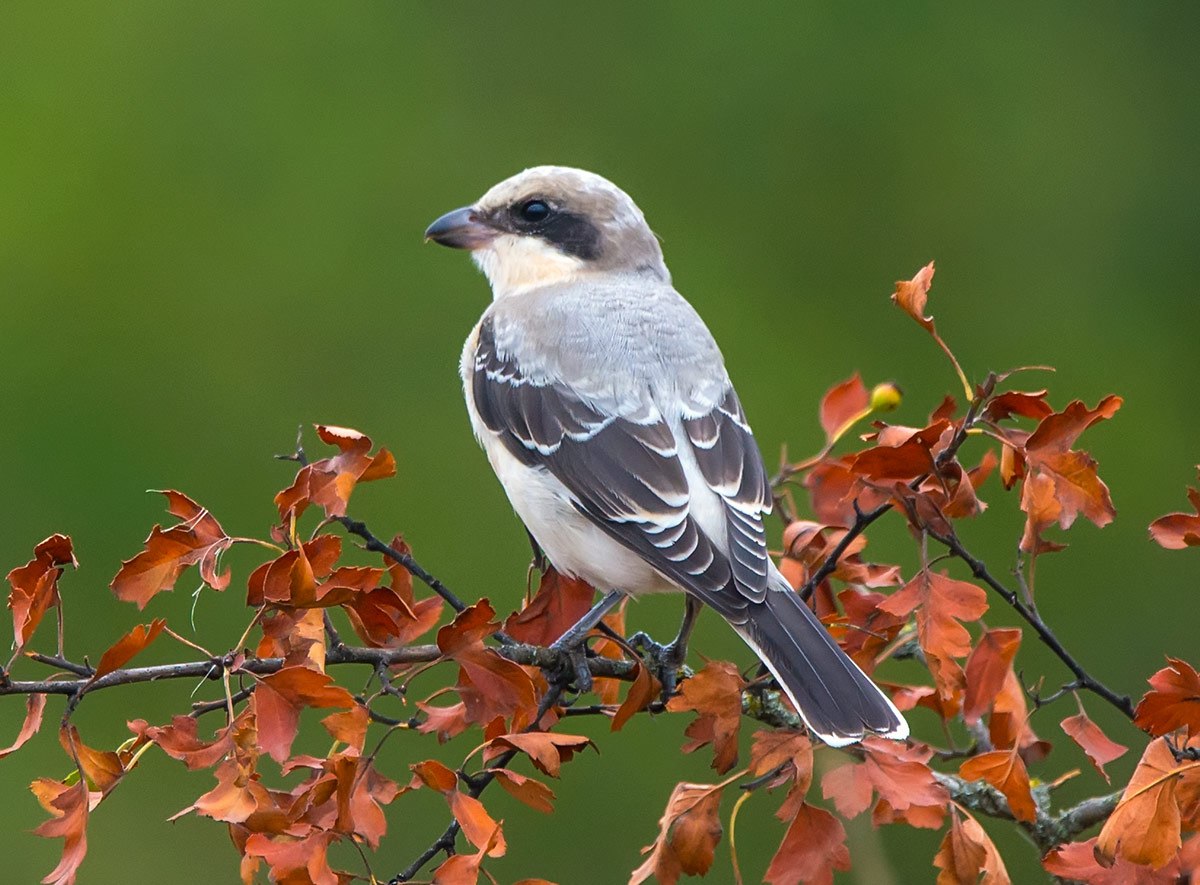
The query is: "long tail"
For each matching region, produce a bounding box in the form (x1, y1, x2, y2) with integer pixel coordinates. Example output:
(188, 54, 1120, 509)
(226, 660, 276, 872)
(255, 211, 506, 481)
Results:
(734, 580, 908, 747)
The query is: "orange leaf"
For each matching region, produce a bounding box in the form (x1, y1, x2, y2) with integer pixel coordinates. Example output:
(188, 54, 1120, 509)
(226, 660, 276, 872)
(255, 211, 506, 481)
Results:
(490, 768, 556, 814)
(321, 704, 370, 752)
(1061, 700, 1127, 784)
(410, 759, 505, 857)
(764, 801, 851, 885)
(666, 660, 746, 774)
(963, 629, 1022, 724)
(1149, 476, 1200, 549)
(438, 600, 539, 728)
(487, 732, 596, 778)
(274, 424, 396, 523)
(246, 535, 342, 608)
(251, 666, 355, 762)
(959, 748, 1037, 823)
(31, 776, 92, 885)
(7, 533, 75, 646)
(749, 730, 814, 795)
(431, 825, 504, 885)
(111, 491, 233, 608)
(1135, 658, 1200, 739)
(92, 618, 166, 679)
(982, 390, 1053, 423)
(612, 657, 662, 732)
(244, 831, 337, 885)
(140, 714, 239, 771)
(878, 570, 988, 660)
(503, 567, 597, 646)
(1096, 738, 1196, 869)
(819, 374, 870, 444)
(822, 738, 948, 825)
(630, 781, 725, 885)
(934, 807, 1011, 884)
(891, 261, 936, 332)
(417, 701, 470, 743)
(1043, 837, 1183, 884)
(0, 694, 46, 759)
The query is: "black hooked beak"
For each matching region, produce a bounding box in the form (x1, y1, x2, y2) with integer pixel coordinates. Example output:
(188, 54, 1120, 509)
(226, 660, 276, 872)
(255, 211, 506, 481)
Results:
(423, 206, 497, 249)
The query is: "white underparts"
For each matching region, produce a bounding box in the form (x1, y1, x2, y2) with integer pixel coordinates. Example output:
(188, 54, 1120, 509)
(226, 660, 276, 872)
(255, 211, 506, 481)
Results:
(472, 235, 586, 300)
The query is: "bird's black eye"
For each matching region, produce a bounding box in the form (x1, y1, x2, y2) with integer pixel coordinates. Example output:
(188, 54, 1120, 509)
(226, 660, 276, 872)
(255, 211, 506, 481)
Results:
(517, 199, 552, 224)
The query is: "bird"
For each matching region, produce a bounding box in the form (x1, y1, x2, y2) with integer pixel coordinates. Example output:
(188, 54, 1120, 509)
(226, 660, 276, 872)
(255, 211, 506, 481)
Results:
(424, 166, 908, 747)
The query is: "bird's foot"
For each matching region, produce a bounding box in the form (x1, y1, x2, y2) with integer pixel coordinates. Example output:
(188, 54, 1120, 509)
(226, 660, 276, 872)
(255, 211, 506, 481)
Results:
(547, 635, 594, 695)
(629, 632, 692, 701)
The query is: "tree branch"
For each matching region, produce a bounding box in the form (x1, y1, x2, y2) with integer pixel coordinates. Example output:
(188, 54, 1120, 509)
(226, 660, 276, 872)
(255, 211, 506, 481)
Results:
(929, 527, 1136, 720)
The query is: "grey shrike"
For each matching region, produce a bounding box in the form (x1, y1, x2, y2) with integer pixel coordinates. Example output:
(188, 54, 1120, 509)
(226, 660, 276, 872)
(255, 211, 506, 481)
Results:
(425, 166, 907, 746)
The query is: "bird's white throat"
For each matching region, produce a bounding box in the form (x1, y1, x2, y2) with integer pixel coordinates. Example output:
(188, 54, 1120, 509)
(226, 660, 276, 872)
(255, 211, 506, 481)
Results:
(472, 234, 586, 300)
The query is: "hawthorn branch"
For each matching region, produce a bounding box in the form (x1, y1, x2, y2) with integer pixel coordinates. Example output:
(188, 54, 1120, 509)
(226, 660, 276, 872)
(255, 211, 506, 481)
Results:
(929, 527, 1136, 720)
(0, 642, 638, 700)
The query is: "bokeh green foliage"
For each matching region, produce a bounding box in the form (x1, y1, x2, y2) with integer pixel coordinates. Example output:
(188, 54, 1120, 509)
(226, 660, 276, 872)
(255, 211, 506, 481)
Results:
(2, 3, 1198, 882)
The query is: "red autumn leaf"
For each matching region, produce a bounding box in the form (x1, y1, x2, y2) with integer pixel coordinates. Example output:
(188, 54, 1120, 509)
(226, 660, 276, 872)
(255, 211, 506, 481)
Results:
(1134, 657, 1200, 739)
(851, 420, 951, 482)
(666, 660, 746, 774)
(1149, 475, 1200, 549)
(111, 491, 234, 608)
(274, 424, 396, 523)
(31, 776, 92, 885)
(878, 570, 988, 660)
(171, 757, 272, 824)
(244, 830, 337, 885)
(7, 533, 76, 646)
(140, 714, 239, 770)
(92, 618, 166, 679)
(819, 373, 870, 444)
(1026, 395, 1123, 456)
(1016, 397, 1122, 550)
(431, 826, 504, 885)
(1096, 738, 1198, 869)
(821, 738, 948, 825)
(982, 389, 1053, 423)
(832, 587, 908, 673)
(802, 456, 862, 526)
(437, 600, 538, 728)
(246, 535, 342, 608)
(963, 628, 1022, 724)
(763, 801, 850, 885)
(630, 781, 725, 885)
(417, 701, 470, 743)
(321, 704, 370, 752)
(251, 666, 355, 762)
(958, 747, 1037, 823)
(411, 759, 507, 857)
(60, 725, 125, 795)
(0, 694, 46, 759)
(1061, 702, 1127, 784)
(503, 567, 597, 646)
(988, 668, 1051, 761)
(1043, 837, 1183, 884)
(934, 807, 1011, 885)
(490, 767, 556, 814)
(749, 730, 814, 795)
(487, 732, 597, 778)
(891, 261, 937, 331)
(342, 534, 443, 647)
(612, 657, 662, 732)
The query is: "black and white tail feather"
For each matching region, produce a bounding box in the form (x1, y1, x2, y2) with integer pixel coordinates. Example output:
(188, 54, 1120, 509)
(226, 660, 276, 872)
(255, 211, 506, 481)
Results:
(737, 574, 907, 747)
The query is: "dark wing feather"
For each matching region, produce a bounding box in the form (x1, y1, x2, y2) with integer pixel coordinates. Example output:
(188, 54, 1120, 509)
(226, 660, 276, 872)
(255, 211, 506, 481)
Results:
(472, 318, 746, 620)
(683, 387, 773, 603)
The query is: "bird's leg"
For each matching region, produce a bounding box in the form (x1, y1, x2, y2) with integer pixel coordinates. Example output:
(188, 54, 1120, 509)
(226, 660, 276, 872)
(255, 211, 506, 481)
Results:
(630, 595, 702, 699)
(548, 589, 624, 693)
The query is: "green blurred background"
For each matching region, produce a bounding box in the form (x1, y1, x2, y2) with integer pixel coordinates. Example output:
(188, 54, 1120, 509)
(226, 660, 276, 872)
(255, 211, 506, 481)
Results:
(2, 3, 1198, 882)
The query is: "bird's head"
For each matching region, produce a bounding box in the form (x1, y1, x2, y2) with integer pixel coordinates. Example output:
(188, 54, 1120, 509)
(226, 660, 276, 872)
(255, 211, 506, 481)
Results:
(424, 166, 668, 298)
